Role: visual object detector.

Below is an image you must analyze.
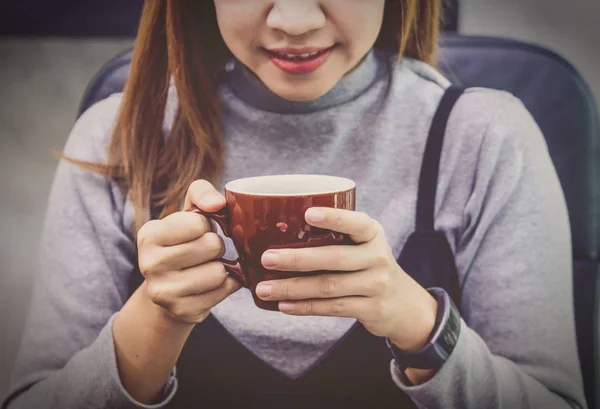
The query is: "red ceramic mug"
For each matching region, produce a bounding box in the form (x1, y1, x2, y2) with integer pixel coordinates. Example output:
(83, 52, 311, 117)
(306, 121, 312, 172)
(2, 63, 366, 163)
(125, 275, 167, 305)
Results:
(194, 174, 356, 311)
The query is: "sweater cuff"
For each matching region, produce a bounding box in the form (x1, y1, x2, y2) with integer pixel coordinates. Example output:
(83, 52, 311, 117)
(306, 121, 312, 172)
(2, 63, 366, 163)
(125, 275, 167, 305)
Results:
(390, 317, 467, 407)
(103, 314, 178, 408)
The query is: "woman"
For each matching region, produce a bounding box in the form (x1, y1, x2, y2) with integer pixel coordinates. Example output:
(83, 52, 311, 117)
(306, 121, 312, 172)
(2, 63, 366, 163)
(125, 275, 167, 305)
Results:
(2, 1, 587, 408)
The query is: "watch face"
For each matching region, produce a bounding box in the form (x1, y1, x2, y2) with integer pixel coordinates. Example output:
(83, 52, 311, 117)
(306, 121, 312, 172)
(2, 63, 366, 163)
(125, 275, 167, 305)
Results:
(440, 303, 461, 353)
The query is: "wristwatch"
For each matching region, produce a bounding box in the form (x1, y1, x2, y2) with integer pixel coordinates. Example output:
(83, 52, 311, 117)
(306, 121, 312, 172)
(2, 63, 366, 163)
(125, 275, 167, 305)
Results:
(386, 287, 461, 372)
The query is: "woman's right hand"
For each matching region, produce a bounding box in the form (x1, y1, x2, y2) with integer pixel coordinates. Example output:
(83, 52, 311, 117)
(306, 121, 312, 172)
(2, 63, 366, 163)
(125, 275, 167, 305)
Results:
(112, 180, 242, 405)
(136, 179, 242, 324)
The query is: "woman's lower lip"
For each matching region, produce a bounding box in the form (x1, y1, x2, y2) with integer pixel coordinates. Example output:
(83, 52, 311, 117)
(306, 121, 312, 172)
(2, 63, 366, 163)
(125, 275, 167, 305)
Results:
(268, 47, 335, 75)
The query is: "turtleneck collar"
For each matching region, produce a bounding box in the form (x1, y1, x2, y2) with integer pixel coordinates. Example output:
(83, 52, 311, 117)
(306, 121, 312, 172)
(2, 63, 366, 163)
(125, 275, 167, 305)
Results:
(225, 48, 388, 114)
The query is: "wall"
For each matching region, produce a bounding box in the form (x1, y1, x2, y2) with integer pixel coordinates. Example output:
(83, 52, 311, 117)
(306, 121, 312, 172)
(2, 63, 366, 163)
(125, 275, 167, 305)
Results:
(461, 0, 600, 108)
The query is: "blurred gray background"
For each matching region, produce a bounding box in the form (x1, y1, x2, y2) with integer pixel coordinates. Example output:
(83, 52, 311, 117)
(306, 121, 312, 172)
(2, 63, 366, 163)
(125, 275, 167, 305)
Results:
(0, 0, 599, 399)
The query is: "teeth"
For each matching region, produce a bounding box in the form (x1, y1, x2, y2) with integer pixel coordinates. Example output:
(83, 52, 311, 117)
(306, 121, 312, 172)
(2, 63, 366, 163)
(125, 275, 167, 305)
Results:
(274, 50, 323, 60)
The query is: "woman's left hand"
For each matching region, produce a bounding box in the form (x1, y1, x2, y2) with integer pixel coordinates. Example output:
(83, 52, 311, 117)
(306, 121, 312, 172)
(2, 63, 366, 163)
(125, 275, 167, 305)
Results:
(256, 207, 439, 352)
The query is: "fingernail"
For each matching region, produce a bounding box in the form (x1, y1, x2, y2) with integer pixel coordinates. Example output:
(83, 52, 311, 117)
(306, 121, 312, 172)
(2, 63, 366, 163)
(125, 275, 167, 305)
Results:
(262, 251, 280, 267)
(279, 302, 295, 313)
(256, 283, 272, 298)
(306, 209, 325, 223)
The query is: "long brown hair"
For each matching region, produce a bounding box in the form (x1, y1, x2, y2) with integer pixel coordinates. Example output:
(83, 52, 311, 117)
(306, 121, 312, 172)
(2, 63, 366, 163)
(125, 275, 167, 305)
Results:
(64, 0, 442, 231)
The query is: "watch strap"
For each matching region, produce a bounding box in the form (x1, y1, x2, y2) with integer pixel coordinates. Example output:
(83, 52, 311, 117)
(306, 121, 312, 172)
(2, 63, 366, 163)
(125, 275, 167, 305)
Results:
(387, 287, 461, 370)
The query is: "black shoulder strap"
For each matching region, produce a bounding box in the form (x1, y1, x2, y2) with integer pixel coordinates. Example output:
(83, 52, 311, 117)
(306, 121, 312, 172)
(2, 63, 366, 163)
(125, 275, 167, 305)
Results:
(415, 86, 466, 231)
(397, 86, 466, 305)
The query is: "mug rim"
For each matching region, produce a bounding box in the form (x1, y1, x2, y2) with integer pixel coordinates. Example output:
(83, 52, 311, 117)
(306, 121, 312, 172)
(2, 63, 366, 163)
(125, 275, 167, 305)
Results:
(224, 174, 356, 197)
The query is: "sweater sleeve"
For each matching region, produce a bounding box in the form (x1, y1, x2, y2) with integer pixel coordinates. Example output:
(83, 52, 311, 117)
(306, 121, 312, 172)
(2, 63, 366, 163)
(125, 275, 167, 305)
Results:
(1, 95, 177, 409)
(392, 95, 588, 409)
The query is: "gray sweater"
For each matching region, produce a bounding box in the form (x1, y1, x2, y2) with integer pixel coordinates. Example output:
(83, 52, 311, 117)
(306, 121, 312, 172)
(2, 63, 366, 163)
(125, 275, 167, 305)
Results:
(2, 49, 587, 409)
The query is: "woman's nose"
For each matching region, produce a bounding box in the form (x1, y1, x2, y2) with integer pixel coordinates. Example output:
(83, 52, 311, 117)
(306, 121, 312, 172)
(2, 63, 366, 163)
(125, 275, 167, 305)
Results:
(266, 0, 326, 37)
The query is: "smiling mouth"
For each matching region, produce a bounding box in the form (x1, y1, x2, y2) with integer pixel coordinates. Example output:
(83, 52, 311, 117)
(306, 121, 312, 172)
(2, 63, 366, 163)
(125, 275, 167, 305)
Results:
(264, 45, 337, 62)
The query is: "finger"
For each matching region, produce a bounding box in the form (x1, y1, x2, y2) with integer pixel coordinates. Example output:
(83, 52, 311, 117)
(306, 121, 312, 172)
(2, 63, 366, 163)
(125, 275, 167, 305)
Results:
(180, 261, 231, 296)
(191, 276, 242, 306)
(183, 179, 226, 212)
(305, 208, 381, 244)
(168, 277, 242, 323)
(256, 269, 387, 301)
(175, 277, 242, 315)
(140, 211, 212, 247)
(139, 230, 224, 276)
(261, 242, 383, 272)
(162, 232, 225, 270)
(278, 296, 370, 319)
(146, 262, 231, 306)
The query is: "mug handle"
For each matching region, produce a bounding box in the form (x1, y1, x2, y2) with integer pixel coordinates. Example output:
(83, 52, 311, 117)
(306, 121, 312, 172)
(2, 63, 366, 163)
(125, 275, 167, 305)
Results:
(188, 207, 248, 287)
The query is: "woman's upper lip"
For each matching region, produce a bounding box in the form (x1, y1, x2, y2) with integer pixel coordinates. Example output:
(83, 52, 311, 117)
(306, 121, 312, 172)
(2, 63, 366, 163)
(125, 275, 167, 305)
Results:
(265, 45, 335, 54)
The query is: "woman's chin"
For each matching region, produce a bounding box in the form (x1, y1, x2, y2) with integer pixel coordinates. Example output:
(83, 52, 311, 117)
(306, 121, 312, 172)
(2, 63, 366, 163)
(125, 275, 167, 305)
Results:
(266, 82, 334, 102)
